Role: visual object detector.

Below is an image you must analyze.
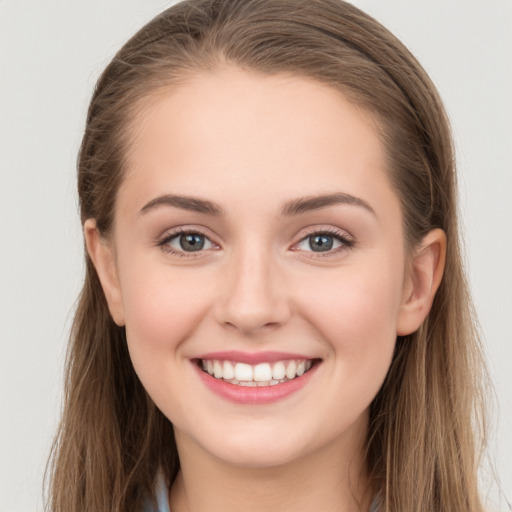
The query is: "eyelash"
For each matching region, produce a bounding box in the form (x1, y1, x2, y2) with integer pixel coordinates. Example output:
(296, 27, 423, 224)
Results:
(294, 227, 355, 257)
(156, 227, 355, 258)
(157, 228, 218, 258)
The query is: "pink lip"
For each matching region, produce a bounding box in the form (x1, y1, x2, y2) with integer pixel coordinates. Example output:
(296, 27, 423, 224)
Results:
(194, 350, 314, 364)
(192, 359, 320, 405)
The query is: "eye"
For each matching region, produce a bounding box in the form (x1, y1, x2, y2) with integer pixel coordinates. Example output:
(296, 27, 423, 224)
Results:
(160, 231, 216, 254)
(295, 231, 354, 254)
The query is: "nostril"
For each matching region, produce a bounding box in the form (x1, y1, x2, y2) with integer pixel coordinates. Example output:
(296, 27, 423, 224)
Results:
(222, 319, 280, 335)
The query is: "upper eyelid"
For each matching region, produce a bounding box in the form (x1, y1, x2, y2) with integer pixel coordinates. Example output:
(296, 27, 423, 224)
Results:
(294, 225, 353, 241)
(157, 225, 217, 243)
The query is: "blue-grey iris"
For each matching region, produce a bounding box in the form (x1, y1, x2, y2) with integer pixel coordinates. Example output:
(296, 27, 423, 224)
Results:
(180, 234, 205, 251)
(309, 234, 334, 252)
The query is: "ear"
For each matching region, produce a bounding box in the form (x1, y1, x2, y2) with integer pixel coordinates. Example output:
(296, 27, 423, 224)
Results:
(84, 219, 125, 326)
(396, 228, 446, 336)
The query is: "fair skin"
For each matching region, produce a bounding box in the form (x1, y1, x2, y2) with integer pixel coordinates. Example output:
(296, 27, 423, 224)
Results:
(85, 67, 445, 512)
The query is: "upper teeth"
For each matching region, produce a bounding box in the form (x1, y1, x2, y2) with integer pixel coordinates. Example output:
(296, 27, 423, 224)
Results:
(201, 359, 312, 384)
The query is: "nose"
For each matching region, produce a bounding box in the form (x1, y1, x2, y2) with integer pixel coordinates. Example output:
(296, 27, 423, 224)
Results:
(214, 245, 291, 335)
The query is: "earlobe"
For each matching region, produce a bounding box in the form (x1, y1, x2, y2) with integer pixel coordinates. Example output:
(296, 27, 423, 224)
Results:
(84, 219, 126, 326)
(396, 228, 446, 336)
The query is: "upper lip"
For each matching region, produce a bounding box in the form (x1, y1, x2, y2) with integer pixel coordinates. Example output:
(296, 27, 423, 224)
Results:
(193, 350, 318, 365)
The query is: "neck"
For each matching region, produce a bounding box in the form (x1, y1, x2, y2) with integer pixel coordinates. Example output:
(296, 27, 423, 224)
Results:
(170, 421, 373, 512)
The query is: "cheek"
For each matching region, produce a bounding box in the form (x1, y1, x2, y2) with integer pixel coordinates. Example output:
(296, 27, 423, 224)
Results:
(120, 265, 212, 366)
(295, 258, 403, 381)
(301, 264, 402, 336)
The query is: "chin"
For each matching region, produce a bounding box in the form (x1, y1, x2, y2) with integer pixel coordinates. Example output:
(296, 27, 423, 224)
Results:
(195, 426, 318, 469)
(213, 444, 303, 469)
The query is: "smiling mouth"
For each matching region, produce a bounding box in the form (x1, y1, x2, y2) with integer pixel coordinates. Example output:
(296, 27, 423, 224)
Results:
(195, 358, 320, 387)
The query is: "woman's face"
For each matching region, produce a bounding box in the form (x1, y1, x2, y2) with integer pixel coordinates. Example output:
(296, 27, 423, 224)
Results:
(93, 68, 418, 468)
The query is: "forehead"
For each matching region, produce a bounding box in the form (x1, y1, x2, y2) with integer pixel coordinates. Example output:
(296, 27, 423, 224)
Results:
(120, 67, 398, 220)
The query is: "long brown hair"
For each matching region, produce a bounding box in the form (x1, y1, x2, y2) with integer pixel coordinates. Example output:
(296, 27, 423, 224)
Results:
(46, 1, 488, 510)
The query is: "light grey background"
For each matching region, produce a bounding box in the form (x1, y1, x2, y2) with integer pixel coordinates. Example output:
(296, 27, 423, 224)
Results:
(0, 1, 510, 511)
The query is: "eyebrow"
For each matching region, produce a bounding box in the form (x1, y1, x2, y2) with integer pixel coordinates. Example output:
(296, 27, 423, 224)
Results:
(281, 193, 375, 217)
(139, 194, 224, 216)
(139, 192, 374, 217)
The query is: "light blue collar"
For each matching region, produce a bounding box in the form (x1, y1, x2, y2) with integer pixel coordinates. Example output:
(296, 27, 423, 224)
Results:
(141, 472, 170, 512)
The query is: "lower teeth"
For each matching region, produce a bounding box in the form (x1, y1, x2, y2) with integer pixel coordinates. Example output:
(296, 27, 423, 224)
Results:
(211, 376, 293, 387)
(235, 378, 289, 386)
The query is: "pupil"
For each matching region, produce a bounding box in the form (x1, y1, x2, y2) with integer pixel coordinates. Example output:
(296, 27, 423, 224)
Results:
(310, 234, 333, 252)
(180, 234, 205, 251)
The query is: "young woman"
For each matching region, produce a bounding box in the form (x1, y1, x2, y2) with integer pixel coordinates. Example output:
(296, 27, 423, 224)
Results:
(46, 0, 489, 510)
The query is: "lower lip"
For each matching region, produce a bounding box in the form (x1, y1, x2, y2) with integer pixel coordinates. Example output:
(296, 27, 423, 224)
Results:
(193, 362, 319, 404)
